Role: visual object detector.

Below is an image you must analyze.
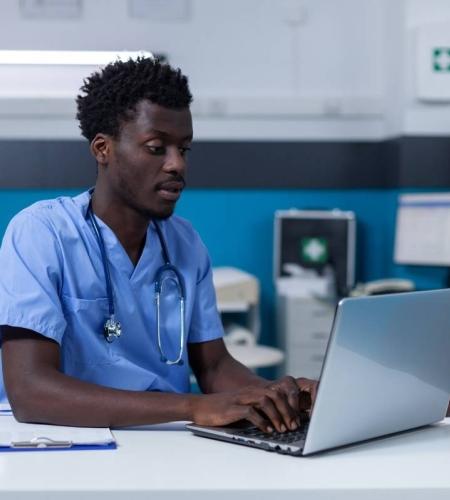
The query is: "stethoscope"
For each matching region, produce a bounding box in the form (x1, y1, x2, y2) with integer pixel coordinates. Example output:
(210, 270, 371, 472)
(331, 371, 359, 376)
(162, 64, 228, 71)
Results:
(87, 196, 186, 366)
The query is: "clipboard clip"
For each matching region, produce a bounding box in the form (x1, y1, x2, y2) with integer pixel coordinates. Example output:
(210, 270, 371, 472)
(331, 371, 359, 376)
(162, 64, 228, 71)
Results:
(11, 436, 73, 449)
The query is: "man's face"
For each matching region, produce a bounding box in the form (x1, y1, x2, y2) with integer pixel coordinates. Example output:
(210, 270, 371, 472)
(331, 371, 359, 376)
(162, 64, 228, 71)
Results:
(102, 100, 193, 220)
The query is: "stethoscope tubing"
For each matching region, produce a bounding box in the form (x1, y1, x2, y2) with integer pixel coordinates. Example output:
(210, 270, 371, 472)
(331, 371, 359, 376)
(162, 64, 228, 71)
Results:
(86, 195, 186, 364)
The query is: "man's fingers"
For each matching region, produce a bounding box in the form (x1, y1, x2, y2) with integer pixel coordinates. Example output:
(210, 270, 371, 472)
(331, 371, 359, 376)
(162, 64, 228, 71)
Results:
(239, 388, 298, 432)
(239, 392, 284, 432)
(286, 388, 301, 415)
(191, 385, 317, 433)
(244, 406, 272, 433)
(298, 390, 312, 410)
(231, 380, 320, 433)
(276, 376, 302, 414)
(296, 378, 319, 410)
(259, 394, 289, 433)
(266, 388, 299, 431)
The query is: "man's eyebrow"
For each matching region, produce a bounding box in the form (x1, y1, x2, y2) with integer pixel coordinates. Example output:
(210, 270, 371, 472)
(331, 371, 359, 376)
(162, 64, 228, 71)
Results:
(144, 129, 192, 141)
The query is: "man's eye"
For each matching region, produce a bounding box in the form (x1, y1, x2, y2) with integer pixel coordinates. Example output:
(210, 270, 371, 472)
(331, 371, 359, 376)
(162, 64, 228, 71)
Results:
(179, 146, 191, 157)
(146, 145, 166, 155)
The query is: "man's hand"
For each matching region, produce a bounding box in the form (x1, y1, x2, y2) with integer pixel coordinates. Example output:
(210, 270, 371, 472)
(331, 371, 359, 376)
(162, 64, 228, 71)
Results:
(264, 376, 318, 416)
(189, 376, 318, 433)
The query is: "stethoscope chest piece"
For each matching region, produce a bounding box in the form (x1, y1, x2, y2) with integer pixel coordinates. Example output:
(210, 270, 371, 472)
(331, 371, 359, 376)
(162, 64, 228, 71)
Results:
(104, 316, 122, 343)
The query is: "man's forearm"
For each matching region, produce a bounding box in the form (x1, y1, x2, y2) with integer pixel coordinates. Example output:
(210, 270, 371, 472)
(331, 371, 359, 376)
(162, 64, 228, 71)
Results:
(10, 368, 196, 427)
(2, 328, 199, 427)
(197, 352, 268, 394)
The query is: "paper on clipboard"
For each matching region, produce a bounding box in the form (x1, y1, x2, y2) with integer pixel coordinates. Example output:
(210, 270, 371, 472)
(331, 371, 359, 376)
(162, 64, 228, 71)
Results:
(0, 403, 12, 414)
(0, 415, 116, 450)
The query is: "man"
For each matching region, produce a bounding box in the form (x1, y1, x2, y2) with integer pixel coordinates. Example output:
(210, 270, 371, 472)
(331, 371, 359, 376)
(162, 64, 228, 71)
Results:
(0, 57, 316, 432)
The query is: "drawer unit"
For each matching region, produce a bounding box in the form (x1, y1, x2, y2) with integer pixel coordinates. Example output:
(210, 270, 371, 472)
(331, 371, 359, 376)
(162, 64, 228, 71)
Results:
(277, 296, 336, 379)
(284, 345, 327, 379)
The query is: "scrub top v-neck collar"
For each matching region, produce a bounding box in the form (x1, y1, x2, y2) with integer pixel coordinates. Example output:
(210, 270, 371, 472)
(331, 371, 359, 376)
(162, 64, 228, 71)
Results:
(79, 191, 161, 283)
(90, 215, 157, 282)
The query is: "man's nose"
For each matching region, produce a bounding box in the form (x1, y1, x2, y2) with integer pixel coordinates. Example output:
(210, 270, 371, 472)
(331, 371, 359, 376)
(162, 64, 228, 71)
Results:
(163, 146, 186, 177)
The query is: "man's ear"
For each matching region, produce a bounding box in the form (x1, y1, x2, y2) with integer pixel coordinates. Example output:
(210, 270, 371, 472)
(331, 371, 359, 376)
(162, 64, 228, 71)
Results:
(90, 134, 112, 165)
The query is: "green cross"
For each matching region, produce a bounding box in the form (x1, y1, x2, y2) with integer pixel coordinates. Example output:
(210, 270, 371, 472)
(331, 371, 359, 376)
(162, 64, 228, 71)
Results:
(433, 48, 450, 72)
(300, 237, 329, 264)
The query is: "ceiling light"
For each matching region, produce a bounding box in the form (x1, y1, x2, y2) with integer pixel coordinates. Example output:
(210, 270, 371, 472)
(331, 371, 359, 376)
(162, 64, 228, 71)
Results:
(0, 50, 154, 65)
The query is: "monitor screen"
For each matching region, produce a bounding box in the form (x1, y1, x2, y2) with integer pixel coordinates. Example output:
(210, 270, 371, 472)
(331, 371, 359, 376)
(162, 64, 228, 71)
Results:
(394, 193, 450, 266)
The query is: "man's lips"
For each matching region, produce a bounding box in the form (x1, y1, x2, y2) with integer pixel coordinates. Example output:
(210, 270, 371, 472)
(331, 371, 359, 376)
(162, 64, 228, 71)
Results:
(156, 180, 185, 202)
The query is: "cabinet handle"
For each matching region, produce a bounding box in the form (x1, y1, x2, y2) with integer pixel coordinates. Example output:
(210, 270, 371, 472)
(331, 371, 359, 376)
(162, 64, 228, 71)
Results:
(312, 311, 332, 318)
(312, 332, 328, 340)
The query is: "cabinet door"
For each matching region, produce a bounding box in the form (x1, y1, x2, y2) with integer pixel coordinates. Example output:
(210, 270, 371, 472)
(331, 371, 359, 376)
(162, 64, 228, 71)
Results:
(285, 345, 326, 379)
(278, 297, 336, 379)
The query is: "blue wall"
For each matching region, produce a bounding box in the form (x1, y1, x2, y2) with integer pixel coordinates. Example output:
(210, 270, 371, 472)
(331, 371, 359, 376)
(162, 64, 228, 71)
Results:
(0, 188, 447, 346)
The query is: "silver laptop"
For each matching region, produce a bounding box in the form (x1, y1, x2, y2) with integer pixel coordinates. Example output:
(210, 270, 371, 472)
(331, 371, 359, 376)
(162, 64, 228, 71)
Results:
(187, 289, 450, 455)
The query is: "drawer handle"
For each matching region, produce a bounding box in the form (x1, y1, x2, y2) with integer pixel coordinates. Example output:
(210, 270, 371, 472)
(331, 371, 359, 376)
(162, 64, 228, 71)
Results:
(312, 311, 331, 318)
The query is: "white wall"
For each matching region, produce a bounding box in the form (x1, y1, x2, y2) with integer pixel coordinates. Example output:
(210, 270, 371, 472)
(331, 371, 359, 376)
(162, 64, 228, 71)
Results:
(0, 0, 405, 140)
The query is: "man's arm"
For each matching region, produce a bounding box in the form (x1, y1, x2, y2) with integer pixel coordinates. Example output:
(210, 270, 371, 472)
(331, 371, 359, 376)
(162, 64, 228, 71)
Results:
(2, 327, 311, 432)
(2, 326, 195, 427)
(188, 337, 267, 393)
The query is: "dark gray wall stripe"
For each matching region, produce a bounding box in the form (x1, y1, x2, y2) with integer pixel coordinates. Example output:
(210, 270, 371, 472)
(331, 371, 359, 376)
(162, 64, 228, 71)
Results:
(399, 137, 450, 187)
(188, 140, 400, 189)
(0, 137, 448, 189)
(0, 141, 96, 188)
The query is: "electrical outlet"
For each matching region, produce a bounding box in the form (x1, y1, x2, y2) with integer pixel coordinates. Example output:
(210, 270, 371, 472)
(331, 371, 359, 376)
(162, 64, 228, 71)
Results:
(19, 0, 82, 19)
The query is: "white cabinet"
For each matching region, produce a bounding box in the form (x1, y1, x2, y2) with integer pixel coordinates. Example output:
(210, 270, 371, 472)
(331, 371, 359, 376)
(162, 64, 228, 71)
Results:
(213, 267, 284, 369)
(277, 296, 335, 379)
(213, 267, 260, 339)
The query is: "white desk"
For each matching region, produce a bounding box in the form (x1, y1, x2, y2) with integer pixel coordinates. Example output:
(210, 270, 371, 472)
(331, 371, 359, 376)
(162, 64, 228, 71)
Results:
(1, 419, 450, 499)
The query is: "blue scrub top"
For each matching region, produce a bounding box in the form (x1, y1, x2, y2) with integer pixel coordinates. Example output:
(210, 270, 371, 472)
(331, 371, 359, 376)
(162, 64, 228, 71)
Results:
(0, 191, 223, 403)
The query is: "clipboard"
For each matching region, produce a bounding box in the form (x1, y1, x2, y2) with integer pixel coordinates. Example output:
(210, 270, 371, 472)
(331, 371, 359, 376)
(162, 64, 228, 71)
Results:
(0, 403, 12, 415)
(0, 414, 116, 452)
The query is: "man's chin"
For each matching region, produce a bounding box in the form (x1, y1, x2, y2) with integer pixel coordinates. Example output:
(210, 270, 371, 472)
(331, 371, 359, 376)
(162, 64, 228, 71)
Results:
(141, 205, 175, 221)
(154, 211, 173, 221)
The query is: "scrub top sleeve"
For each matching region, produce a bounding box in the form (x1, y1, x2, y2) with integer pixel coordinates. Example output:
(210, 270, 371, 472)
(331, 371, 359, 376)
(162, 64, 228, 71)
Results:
(0, 212, 67, 345)
(188, 250, 224, 344)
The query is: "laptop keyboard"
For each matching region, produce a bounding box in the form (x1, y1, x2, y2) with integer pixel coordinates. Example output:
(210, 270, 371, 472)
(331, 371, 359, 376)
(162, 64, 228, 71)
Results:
(235, 422, 309, 444)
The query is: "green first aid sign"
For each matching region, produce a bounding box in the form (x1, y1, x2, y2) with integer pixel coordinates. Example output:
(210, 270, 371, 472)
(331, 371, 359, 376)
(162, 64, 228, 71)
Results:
(300, 237, 329, 264)
(433, 48, 450, 72)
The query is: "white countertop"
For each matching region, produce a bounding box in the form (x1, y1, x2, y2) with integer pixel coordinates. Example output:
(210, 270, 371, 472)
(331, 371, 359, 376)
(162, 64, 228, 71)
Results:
(1, 419, 450, 499)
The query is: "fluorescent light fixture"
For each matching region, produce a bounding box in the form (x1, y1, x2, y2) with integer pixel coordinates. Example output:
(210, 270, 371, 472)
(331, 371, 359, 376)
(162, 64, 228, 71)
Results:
(0, 50, 154, 65)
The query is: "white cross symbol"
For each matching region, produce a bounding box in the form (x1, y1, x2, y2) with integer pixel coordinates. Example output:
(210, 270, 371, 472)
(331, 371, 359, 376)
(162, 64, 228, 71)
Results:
(304, 239, 326, 262)
(436, 50, 450, 70)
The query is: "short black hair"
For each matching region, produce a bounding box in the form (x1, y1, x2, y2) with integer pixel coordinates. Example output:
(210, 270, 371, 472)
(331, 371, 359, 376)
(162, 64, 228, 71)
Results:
(76, 56, 193, 142)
